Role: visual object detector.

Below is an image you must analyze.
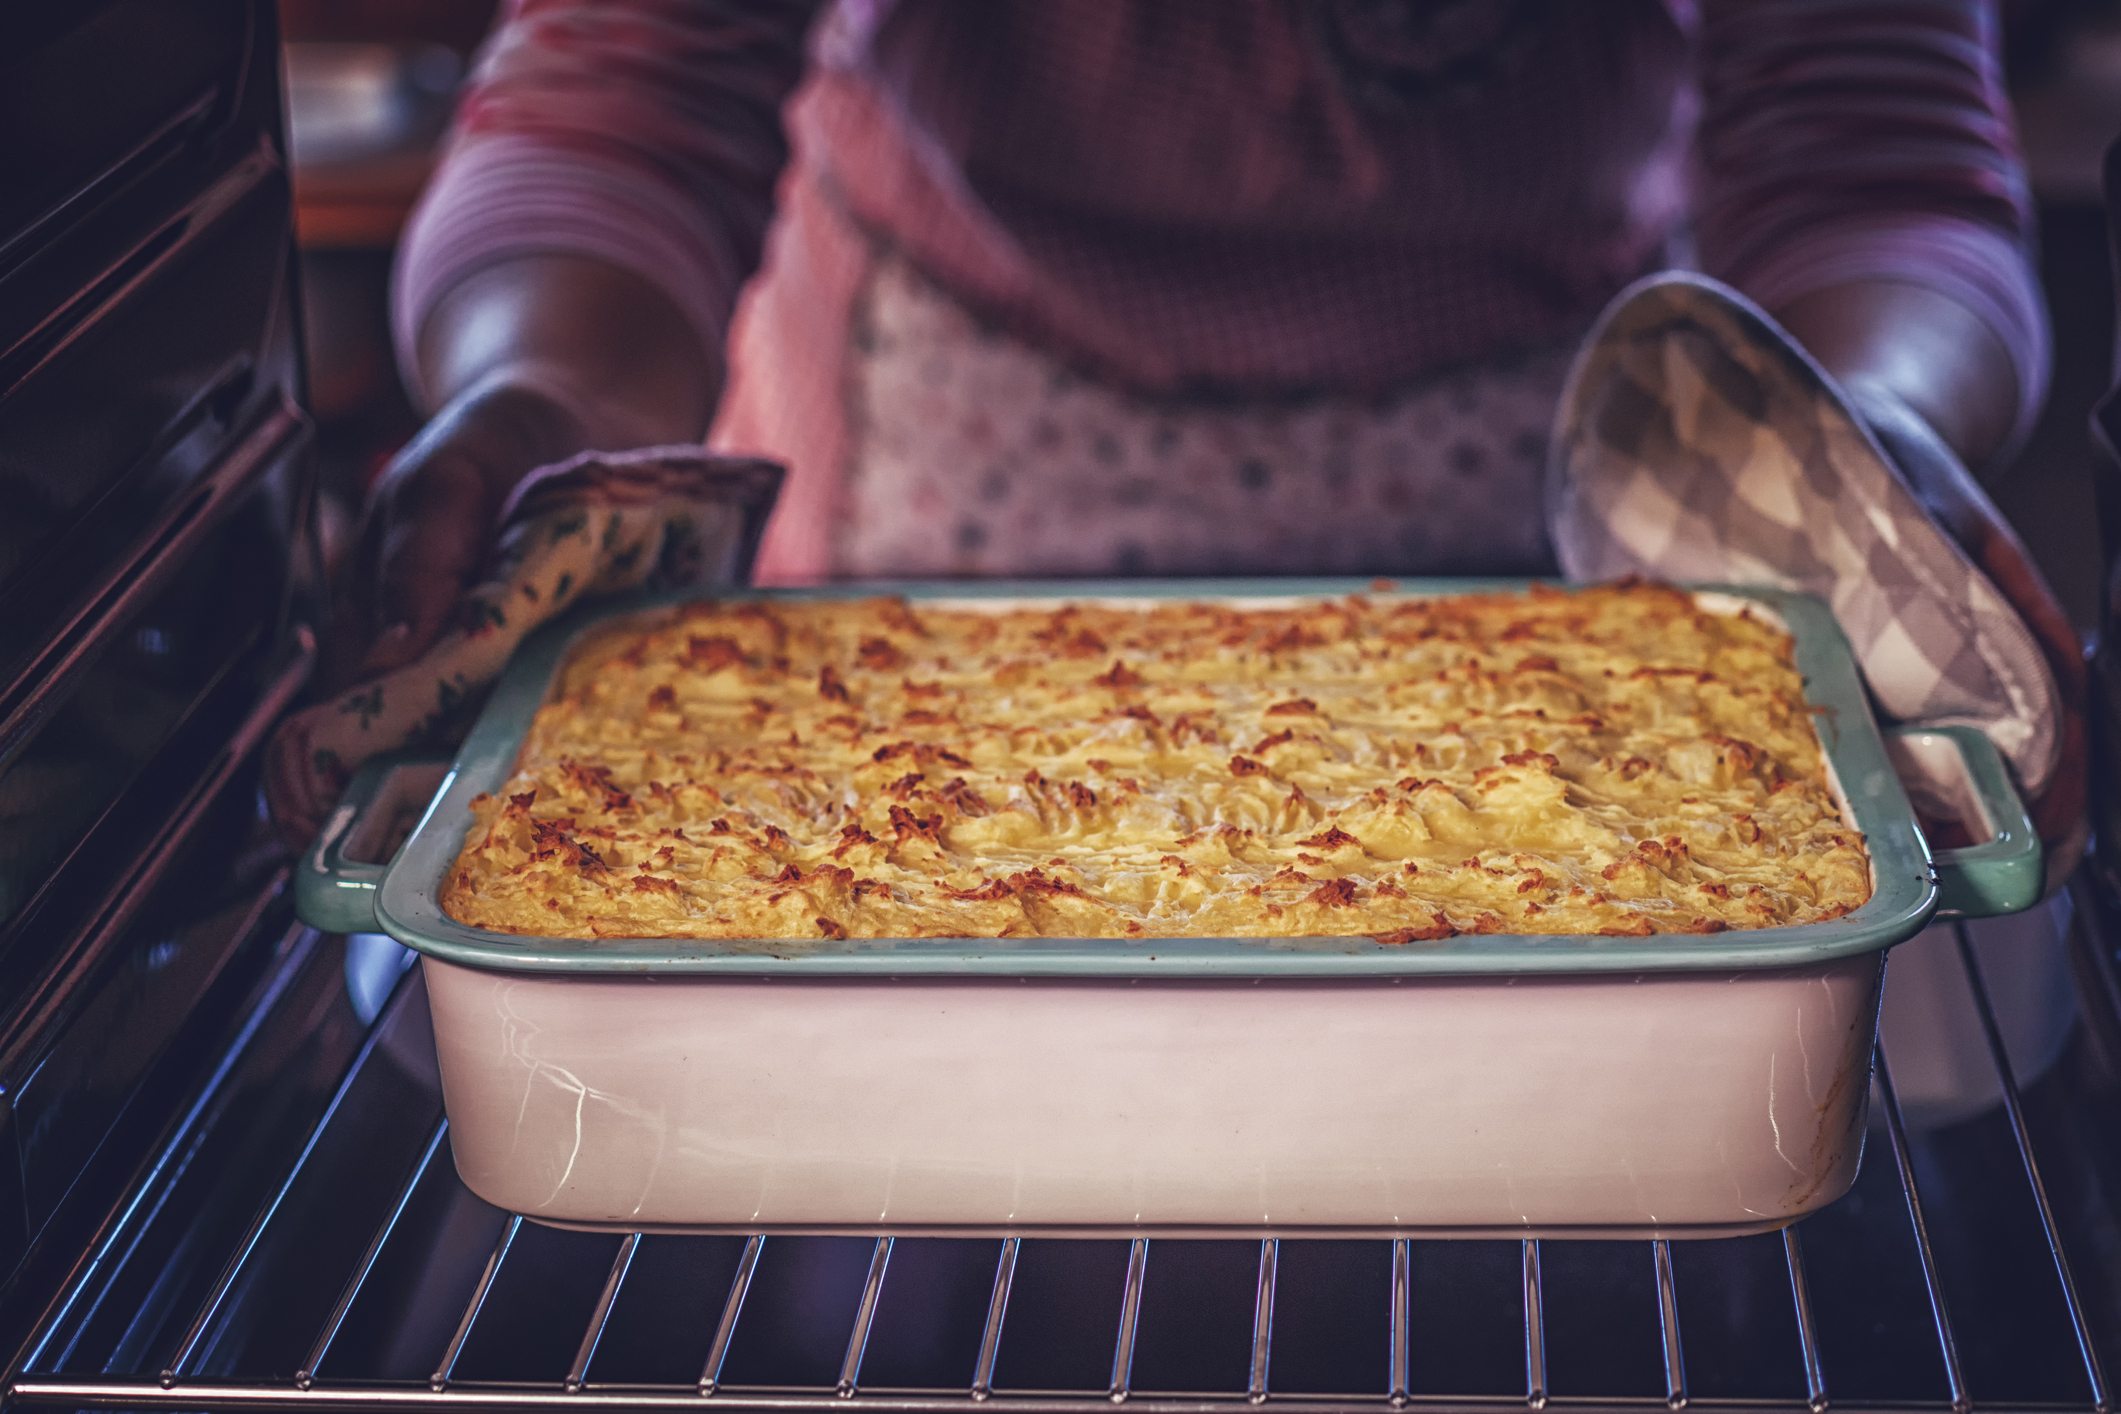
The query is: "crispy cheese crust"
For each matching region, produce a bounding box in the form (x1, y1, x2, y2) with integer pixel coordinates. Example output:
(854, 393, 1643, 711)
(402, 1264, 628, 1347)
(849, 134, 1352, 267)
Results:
(443, 584, 1871, 941)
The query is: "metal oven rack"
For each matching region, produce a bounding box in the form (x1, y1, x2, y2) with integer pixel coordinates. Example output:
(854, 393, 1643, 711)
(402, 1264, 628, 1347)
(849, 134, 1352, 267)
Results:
(7, 895, 2121, 1413)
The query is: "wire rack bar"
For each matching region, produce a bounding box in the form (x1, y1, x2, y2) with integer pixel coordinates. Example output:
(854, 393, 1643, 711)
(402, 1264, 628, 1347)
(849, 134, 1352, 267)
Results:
(971, 1238, 1020, 1402)
(700, 1235, 767, 1397)
(568, 1233, 640, 1392)
(1522, 1241, 1547, 1411)
(838, 1238, 896, 1397)
(1110, 1239, 1150, 1402)
(22, 1378, 2090, 1412)
(156, 993, 420, 1388)
(1245, 1239, 1277, 1405)
(1779, 1229, 1826, 1414)
(1390, 1239, 1413, 1409)
(1872, 1048, 1968, 1412)
(297, 1118, 450, 1389)
(432, 1216, 521, 1392)
(1952, 924, 2113, 1412)
(1650, 1241, 1685, 1411)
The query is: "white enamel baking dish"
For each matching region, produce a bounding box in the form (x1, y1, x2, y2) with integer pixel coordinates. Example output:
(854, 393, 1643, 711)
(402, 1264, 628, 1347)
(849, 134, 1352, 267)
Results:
(297, 580, 2043, 1239)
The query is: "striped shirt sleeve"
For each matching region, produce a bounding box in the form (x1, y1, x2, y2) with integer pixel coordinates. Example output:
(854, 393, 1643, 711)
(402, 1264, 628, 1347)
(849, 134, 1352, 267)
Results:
(1693, 0, 2050, 439)
(392, 0, 822, 404)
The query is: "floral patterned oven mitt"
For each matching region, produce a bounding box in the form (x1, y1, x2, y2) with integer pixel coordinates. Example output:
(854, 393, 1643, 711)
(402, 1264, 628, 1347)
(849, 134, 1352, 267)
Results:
(265, 449, 783, 843)
(1548, 273, 2086, 885)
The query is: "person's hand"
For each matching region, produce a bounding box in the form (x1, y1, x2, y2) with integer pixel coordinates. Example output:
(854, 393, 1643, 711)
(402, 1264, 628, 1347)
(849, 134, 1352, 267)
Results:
(1781, 282, 2087, 868)
(1858, 387, 2089, 873)
(320, 256, 723, 693)
(319, 376, 590, 693)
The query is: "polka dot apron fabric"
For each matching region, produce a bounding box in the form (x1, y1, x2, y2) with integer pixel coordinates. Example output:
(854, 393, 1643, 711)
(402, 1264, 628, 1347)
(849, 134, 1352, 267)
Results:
(834, 250, 1572, 580)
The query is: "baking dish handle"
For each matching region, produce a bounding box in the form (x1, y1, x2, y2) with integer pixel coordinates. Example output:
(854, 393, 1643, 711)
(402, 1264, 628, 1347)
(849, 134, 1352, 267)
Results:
(296, 753, 451, 935)
(1883, 724, 2043, 919)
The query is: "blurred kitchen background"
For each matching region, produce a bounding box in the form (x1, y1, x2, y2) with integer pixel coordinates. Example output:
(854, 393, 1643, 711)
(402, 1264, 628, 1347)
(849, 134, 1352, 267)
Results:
(278, 0, 2121, 621)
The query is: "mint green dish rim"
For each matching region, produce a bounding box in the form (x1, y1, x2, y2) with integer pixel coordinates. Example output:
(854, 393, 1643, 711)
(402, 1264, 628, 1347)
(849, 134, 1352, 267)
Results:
(298, 578, 2043, 977)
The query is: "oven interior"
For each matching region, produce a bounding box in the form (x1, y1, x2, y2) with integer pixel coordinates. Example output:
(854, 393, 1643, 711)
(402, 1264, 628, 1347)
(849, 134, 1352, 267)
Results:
(3, 4, 2119, 1410)
(4, 899, 2121, 1411)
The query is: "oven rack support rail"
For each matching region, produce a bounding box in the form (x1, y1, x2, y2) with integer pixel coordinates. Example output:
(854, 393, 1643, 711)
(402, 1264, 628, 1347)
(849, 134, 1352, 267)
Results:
(6, 911, 2117, 1414)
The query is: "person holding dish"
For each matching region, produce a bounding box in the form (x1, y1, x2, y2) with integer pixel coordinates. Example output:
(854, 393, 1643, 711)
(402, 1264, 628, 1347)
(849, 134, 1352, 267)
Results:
(303, 0, 2082, 852)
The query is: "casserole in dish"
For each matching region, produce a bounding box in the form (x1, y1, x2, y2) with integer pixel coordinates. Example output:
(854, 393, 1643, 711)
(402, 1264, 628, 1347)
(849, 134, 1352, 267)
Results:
(441, 583, 1870, 941)
(299, 580, 2042, 1238)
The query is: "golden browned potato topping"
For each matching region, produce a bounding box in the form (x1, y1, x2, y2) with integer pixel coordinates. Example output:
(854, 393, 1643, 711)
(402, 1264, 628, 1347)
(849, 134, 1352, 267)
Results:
(443, 584, 1870, 941)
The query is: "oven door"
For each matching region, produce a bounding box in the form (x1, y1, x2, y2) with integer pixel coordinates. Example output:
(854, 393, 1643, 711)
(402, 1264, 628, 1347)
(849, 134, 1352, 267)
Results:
(0, 0, 316, 1330)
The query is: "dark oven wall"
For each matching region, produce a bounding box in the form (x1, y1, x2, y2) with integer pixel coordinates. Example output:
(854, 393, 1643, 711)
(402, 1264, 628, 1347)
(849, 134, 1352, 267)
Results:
(0, 0, 314, 1312)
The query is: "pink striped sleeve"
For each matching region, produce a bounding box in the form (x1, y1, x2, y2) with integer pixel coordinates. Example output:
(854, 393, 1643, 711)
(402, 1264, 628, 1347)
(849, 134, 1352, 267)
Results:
(1694, 0, 2049, 439)
(392, 0, 822, 403)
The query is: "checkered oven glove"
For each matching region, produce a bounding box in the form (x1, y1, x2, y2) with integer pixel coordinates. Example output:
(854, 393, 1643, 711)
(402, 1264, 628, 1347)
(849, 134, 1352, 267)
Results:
(265, 449, 783, 841)
(1547, 273, 2065, 800)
